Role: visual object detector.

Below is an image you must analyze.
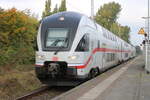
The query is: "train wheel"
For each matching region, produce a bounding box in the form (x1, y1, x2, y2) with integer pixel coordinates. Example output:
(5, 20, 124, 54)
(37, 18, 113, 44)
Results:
(88, 68, 99, 79)
(96, 67, 100, 75)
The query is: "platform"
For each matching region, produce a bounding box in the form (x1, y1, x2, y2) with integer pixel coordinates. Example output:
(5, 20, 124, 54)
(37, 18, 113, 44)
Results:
(53, 56, 150, 100)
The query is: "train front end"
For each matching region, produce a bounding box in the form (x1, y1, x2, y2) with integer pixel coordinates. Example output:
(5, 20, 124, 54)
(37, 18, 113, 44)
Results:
(35, 12, 85, 86)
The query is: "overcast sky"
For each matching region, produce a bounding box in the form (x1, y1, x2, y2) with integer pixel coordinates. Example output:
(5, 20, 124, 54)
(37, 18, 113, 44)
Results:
(0, 0, 148, 46)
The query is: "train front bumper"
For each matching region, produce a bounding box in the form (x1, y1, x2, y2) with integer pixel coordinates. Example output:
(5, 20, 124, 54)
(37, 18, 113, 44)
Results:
(35, 65, 88, 82)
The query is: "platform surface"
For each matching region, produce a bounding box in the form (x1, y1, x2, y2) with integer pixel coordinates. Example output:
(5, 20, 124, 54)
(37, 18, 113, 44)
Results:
(53, 56, 150, 100)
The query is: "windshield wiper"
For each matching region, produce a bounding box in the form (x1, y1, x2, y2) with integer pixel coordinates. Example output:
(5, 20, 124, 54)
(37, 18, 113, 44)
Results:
(51, 39, 62, 46)
(54, 38, 68, 55)
(54, 45, 65, 55)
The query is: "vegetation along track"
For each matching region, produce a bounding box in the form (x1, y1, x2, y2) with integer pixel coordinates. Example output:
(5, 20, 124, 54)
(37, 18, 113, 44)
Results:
(16, 85, 73, 100)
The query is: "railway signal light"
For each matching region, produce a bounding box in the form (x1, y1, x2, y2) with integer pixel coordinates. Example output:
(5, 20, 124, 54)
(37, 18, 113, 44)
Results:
(142, 40, 146, 45)
(144, 33, 148, 37)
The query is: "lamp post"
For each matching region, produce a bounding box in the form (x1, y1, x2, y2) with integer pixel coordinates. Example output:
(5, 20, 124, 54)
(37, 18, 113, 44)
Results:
(141, 0, 150, 73)
(144, 0, 150, 73)
(146, 0, 150, 73)
(91, 0, 94, 20)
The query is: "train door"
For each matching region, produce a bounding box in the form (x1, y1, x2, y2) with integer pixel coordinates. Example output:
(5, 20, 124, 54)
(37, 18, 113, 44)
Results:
(121, 42, 123, 61)
(98, 40, 103, 69)
(101, 42, 107, 70)
(87, 32, 99, 70)
(94, 39, 103, 70)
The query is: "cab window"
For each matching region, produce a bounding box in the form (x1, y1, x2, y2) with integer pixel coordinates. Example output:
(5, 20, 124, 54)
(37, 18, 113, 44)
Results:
(75, 34, 89, 52)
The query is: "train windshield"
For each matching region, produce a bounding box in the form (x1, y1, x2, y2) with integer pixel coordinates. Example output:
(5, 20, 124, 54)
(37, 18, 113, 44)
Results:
(45, 28, 69, 48)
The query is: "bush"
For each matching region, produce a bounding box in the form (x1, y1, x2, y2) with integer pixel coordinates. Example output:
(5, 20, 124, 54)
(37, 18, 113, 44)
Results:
(0, 8, 38, 66)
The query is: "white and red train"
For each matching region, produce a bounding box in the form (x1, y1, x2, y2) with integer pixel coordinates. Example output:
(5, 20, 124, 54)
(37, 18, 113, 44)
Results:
(35, 12, 136, 86)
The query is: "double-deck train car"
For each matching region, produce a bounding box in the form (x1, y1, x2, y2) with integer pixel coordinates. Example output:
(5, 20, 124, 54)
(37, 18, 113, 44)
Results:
(35, 12, 136, 86)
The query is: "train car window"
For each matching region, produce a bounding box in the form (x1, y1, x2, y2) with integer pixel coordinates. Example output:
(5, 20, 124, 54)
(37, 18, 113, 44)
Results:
(106, 53, 108, 62)
(106, 53, 115, 62)
(75, 34, 89, 52)
(110, 36, 112, 41)
(109, 34, 111, 40)
(112, 53, 115, 61)
(107, 33, 109, 39)
(106, 34, 108, 39)
(103, 33, 106, 38)
(125, 53, 128, 57)
(103, 32, 106, 38)
(106, 32, 108, 39)
(106, 53, 111, 62)
(113, 37, 115, 41)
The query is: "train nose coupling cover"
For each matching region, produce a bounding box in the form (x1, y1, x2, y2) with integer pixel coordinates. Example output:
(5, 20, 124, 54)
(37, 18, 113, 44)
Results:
(48, 63, 60, 77)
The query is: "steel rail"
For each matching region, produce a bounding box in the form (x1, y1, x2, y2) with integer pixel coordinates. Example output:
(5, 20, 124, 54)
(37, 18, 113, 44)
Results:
(16, 86, 50, 100)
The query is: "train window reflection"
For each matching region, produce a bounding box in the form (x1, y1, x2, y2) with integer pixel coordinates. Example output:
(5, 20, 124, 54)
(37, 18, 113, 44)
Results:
(45, 28, 69, 47)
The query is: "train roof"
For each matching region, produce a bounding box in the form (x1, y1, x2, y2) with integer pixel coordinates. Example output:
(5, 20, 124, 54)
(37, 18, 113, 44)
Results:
(42, 11, 83, 23)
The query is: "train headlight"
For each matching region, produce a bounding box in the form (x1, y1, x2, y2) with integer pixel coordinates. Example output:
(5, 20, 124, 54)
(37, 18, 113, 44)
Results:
(68, 55, 78, 60)
(59, 16, 65, 21)
(36, 54, 45, 60)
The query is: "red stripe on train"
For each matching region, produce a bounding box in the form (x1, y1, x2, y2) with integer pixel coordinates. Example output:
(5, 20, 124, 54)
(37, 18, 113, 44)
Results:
(75, 48, 131, 69)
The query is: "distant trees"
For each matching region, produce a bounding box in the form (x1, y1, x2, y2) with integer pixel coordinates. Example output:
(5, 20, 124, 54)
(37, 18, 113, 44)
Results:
(52, 4, 58, 14)
(110, 23, 130, 43)
(42, 0, 52, 18)
(0, 7, 3, 12)
(95, 2, 121, 30)
(0, 8, 38, 66)
(42, 0, 67, 18)
(59, 0, 67, 12)
(120, 26, 130, 42)
(95, 2, 130, 43)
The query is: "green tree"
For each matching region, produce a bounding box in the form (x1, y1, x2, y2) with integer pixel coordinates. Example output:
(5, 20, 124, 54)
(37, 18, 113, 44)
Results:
(95, 2, 121, 30)
(110, 23, 120, 36)
(95, 2, 130, 43)
(52, 4, 58, 14)
(42, 0, 52, 18)
(110, 23, 130, 43)
(120, 26, 130, 43)
(0, 8, 38, 66)
(59, 0, 67, 12)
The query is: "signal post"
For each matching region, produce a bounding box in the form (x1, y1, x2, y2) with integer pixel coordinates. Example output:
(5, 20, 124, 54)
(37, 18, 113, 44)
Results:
(138, 27, 150, 73)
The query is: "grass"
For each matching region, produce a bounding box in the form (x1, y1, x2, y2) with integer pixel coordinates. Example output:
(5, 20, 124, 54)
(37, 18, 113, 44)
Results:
(0, 64, 42, 100)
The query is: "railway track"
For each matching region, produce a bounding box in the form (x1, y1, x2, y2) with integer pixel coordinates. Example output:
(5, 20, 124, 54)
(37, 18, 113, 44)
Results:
(16, 85, 73, 100)
(16, 86, 50, 100)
